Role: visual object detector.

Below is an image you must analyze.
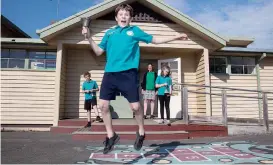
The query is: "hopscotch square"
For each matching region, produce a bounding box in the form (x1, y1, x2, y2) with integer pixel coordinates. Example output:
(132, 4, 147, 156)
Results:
(197, 151, 225, 156)
(174, 153, 209, 162)
(117, 153, 142, 159)
(91, 153, 115, 159)
(144, 153, 173, 159)
(228, 152, 257, 159)
(212, 147, 241, 153)
(166, 148, 195, 154)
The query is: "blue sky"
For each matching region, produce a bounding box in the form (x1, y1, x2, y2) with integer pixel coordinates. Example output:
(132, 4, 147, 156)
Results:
(2, 0, 273, 48)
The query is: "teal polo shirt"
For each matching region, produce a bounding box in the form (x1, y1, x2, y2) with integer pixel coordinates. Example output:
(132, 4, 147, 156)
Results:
(155, 76, 172, 96)
(98, 25, 153, 72)
(82, 80, 98, 100)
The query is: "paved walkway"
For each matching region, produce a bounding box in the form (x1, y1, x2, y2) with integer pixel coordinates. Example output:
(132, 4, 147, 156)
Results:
(1, 132, 273, 164)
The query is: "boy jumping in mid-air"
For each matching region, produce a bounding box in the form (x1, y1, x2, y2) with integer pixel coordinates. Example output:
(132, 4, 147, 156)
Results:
(82, 4, 188, 154)
(82, 72, 103, 128)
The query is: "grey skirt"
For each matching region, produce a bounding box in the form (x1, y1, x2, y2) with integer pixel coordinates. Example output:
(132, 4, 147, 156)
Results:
(143, 90, 156, 100)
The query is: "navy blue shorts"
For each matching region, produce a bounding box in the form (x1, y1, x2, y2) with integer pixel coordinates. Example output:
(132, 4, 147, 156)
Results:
(100, 69, 139, 103)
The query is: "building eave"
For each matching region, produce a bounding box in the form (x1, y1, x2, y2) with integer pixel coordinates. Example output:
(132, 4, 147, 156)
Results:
(220, 47, 273, 54)
(1, 38, 46, 45)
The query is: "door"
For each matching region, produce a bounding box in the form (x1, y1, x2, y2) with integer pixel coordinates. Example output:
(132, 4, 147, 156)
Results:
(158, 58, 182, 119)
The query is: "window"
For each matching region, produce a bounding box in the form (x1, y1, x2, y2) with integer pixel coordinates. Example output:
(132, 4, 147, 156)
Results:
(1, 49, 9, 58)
(9, 49, 27, 69)
(1, 49, 56, 70)
(209, 56, 227, 74)
(230, 57, 255, 74)
(29, 51, 56, 70)
(1, 49, 27, 69)
(45, 52, 57, 70)
(1, 49, 9, 68)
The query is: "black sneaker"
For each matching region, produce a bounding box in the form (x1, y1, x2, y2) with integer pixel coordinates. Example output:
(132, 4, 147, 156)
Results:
(95, 116, 103, 123)
(134, 132, 145, 151)
(84, 122, 91, 128)
(103, 133, 120, 154)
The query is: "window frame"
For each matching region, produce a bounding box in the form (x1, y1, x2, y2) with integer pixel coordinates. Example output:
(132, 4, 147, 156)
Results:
(1, 49, 57, 71)
(209, 56, 228, 74)
(209, 55, 257, 75)
(229, 56, 256, 75)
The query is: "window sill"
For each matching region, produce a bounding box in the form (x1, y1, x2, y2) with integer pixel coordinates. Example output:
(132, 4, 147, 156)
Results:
(210, 73, 229, 76)
(210, 73, 256, 76)
(229, 74, 256, 76)
(1, 68, 55, 72)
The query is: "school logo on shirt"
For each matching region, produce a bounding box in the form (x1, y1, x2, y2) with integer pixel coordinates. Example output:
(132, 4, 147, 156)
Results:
(127, 31, 134, 36)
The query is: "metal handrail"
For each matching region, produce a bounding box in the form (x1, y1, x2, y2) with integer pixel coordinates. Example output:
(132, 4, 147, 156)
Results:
(188, 90, 273, 100)
(175, 83, 273, 94)
(177, 83, 271, 133)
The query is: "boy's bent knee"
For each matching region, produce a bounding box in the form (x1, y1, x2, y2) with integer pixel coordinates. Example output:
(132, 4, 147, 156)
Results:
(130, 102, 140, 112)
(99, 100, 110, 113)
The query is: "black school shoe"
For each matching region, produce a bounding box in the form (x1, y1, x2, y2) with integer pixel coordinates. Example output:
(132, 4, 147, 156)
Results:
(95, 116, 103, 123)
(84, 122, 91, 128)
(134, 132, 145, 151)
(103, 132, 120, 154)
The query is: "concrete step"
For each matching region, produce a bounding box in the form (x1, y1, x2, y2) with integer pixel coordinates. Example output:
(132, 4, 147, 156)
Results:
(72, 130, 189, 140)
(52, 124, 227, 133)
(51, 125, 227, 140)
(53, 119, 228, 140)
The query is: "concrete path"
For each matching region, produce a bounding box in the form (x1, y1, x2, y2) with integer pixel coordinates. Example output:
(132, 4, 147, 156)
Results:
(1, 132, 273, 164)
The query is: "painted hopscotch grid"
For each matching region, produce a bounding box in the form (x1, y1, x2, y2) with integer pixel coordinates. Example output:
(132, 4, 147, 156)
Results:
(82, 142, 273, 164)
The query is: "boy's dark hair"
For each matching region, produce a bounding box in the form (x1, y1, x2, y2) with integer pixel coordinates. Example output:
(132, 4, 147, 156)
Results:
(160, 65, 171, 77)
(115, 4, 134, 17)
(84, 72, 91, 77)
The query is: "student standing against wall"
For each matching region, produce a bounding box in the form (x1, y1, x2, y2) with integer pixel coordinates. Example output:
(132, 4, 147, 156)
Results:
(141, 64, 157, 119)
(155, 66, 172, 126)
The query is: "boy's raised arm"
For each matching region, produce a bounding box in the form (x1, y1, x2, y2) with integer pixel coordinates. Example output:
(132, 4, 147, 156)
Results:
(151, 33, 188, 44)
(82, 27, 105, 56)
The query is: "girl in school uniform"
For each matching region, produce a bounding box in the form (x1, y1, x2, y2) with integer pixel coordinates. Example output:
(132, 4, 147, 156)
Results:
(155, 65, 172, 126)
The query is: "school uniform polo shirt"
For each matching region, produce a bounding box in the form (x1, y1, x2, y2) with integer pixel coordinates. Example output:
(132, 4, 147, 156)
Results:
(146, 71, 156, 90)
(98, 25, 153, 72)
(156, 76, 172, 95)
(82, 80, 98, 100)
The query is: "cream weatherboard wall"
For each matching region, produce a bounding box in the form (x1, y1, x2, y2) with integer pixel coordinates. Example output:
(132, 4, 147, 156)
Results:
(195, 52, 206, 115)
(210, 74, 259, 119)
(64, 49, 104, 118)
(1, 70, 56, 124)
(181, 54, 198, 115)
(260, 57, 273, 119)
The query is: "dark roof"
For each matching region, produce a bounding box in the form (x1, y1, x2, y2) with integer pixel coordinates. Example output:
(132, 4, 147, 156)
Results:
(1, 15, 31, 38)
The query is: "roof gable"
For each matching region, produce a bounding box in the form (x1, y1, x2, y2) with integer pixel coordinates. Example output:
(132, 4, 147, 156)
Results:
(1, 15, 31, 38)
(99, 1, 175, 23)
(36, 0, 227, 47)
